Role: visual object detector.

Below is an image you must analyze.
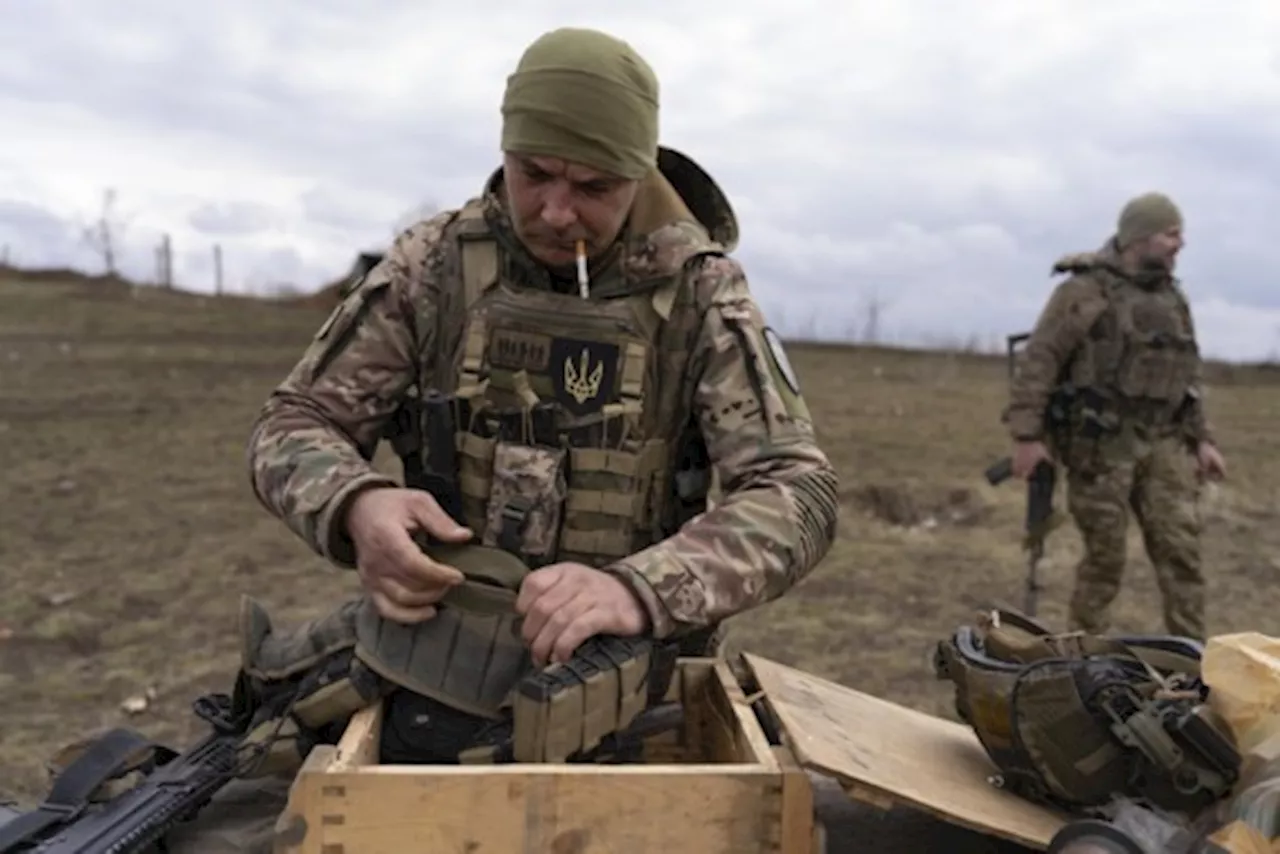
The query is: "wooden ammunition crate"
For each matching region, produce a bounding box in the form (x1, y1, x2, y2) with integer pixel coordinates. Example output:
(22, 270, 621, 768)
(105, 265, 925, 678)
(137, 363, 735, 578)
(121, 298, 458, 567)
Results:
(272, 657, 821, 854)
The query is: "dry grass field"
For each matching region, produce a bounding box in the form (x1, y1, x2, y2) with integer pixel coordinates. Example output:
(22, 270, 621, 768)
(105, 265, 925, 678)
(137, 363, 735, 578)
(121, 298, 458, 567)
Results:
(3, 267, 1279, 849)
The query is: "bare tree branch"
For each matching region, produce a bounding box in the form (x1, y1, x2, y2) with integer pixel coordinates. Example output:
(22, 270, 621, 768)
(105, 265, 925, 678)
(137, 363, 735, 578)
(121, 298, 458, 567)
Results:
(80, 188, 135, 277)
(859, 287, 893, 344)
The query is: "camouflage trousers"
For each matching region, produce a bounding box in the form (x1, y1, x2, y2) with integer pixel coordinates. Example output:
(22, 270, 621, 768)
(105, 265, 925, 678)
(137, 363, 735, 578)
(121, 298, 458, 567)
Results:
(1064, 433, 1205, 640)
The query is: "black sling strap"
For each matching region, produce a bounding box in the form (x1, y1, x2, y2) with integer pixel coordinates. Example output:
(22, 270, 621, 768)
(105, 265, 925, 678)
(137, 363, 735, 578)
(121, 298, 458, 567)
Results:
(0, 728, 169, 852)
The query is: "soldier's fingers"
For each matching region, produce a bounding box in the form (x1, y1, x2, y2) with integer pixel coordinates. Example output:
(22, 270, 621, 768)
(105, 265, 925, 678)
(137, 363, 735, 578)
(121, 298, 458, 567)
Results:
(385, 531, 465, 588)
(528, 592, 592, 665)
(515, 565, 569, 616)
(520, 572, 585, 648)
(377, 571, 450, 608)
(370, 591, 436, 625)
(407, 492, 472, 542)
(548, 608, 609, 665)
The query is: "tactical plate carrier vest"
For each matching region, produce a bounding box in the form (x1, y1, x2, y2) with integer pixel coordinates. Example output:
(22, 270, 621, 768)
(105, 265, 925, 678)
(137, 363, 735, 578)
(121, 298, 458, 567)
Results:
(933, 608, 1240, 817)
(368, 148, 741, 760)
(1048, 252, 1202, 449)
(371, 148, 739, 713)
(221, 149, 744, 775)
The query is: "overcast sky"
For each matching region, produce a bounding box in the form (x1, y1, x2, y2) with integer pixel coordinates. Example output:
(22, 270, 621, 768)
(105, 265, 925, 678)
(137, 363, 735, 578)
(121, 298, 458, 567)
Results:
(3, 1, 1280, 360)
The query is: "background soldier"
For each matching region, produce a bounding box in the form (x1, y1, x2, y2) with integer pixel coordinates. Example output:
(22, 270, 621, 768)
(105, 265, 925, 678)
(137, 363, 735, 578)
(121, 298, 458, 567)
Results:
(160, 25, 839, 853)
(1003, 192, 1226, 641)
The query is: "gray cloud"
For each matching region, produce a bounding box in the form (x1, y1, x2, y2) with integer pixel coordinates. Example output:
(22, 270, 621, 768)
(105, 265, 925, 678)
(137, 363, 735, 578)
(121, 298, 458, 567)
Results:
(0, 201, 80, 267)
(188, 202, 279, 237)
(3, 1, 1280, 359)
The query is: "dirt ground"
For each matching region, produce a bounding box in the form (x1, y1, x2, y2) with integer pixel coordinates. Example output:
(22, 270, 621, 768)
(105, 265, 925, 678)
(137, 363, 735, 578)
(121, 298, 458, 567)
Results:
(3, 270, 1278, 850)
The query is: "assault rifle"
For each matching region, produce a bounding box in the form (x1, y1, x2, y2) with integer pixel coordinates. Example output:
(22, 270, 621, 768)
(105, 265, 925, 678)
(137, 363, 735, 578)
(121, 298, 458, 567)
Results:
(0, 693, 256, 854)
(984, 457, 1058, 617)
(985, 331, 1065, 617)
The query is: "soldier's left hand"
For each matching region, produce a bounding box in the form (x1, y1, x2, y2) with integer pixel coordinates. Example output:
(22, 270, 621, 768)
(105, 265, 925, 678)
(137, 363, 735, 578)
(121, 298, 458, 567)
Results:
(515, 563, 649, 666)
(1196, 441, 1226, 481)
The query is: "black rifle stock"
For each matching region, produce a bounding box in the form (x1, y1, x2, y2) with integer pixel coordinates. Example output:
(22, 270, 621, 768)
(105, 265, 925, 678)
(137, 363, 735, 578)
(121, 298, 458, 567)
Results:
(987, 330, 1067, 616)
(0, 696, 251, 854)
(1021, 460, 1057, 616)
(984, 456, 1013, 486)
(985, 456, 1057, 616)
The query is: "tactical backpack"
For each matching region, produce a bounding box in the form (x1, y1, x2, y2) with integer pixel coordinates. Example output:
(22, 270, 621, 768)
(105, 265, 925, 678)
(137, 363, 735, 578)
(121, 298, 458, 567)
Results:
(933, 608, 1241, 817)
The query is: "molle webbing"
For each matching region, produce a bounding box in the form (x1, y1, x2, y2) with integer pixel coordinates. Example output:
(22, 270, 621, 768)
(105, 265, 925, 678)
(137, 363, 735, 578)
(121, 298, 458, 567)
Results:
(444, 229, 689, 567)
(351, 540, 533, 722)
(512, 635, 653, 763)
(454, 434, 669, 566)
(354, 603, 527, 722)
(1058, 266, 1198, 416)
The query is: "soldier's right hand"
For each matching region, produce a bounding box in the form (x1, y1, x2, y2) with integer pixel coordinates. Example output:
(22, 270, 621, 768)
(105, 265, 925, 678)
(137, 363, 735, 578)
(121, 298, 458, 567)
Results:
(344, 487, 472, 624)
(1012, 440, 1051, 480)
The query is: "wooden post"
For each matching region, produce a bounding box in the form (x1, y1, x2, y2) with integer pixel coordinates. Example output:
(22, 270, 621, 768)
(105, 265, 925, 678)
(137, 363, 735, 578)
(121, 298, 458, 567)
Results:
(160, 235, 173, 289)
(213, 244, 223, 295)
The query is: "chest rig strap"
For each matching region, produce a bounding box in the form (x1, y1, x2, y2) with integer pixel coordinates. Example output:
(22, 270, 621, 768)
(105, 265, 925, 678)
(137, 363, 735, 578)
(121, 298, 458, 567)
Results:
(454, 207, 499, 402)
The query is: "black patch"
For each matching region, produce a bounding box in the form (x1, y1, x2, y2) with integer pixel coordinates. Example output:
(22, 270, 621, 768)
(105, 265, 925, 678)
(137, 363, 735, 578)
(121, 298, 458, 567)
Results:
(550, 337, 620, 416)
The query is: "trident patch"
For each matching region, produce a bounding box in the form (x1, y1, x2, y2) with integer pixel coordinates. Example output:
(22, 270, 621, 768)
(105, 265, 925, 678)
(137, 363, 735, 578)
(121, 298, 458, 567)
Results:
(550, 338, 619, 416)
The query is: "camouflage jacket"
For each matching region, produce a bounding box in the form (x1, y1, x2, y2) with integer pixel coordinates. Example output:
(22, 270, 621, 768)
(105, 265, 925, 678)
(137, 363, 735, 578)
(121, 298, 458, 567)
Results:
(245, 154, 840, 639)
(1005, 242, 1213, 447)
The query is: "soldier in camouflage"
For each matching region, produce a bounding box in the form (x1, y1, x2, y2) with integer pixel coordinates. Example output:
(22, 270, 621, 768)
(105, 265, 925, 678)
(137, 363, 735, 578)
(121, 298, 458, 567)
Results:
(1004, 192, 1226, 641)
(159, 25, 838, 853)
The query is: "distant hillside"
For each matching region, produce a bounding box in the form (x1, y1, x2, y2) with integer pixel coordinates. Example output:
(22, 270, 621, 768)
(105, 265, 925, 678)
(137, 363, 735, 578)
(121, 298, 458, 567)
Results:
(2, 260, 1278, 384)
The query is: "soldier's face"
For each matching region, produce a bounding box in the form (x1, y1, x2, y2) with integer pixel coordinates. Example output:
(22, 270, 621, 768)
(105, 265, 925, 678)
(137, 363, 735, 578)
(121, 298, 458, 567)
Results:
(502, 153, 639, 268)
(1139, 226, 1183, 271)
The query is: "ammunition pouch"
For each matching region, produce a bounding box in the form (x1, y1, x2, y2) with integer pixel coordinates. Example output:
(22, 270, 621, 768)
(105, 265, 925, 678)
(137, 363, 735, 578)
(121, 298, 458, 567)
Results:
(510, 635, 660, 763)
(1054, 386, 1121, 476)
(933, 608, 1240, 816)
(1072, 386, 1110, 441)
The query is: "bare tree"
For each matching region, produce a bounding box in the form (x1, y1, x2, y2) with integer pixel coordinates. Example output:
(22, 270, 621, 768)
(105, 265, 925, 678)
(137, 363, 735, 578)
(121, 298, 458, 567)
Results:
(859, 287, 892, 344)
(80, 188, 133, 277)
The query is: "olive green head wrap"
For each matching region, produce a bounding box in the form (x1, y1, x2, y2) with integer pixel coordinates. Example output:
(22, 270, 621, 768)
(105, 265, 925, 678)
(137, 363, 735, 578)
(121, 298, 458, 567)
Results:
(1116, 191, 1183, 249)
(500, 27, 660, 180)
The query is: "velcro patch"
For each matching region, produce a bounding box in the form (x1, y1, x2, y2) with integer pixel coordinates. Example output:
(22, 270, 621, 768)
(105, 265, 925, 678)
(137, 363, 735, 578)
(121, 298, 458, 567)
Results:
(763, 327, 800, 395)
(489, 329, 552, 373)
(550, 338, 620, 416)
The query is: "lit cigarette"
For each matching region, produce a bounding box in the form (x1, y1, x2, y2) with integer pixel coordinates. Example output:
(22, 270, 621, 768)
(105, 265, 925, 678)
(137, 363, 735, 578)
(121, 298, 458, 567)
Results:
(575, 239, 589, 299)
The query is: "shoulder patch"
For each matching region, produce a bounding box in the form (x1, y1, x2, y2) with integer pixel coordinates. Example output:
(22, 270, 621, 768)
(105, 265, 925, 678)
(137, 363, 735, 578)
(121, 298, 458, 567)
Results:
(763, 327, 801, 395)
